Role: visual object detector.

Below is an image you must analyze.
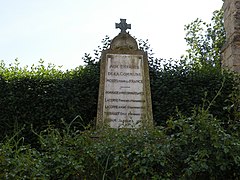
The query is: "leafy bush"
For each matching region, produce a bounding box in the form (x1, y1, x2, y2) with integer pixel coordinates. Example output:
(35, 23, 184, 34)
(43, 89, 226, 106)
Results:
(0, 59, 99, 144)
(183, 10, 225, 67)
(165, 108, 240, 179)
(149, 61, 237, 126)
(1, 106, 240, 179)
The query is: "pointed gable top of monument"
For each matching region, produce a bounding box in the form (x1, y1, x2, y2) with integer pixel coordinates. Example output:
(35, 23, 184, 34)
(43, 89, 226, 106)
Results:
(111, 19, 138, 51)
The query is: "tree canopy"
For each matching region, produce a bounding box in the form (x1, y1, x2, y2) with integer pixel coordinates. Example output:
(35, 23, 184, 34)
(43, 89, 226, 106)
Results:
(183, 10, 225, 68)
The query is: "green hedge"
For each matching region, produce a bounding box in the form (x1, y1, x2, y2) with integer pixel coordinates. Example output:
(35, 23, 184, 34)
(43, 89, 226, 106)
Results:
(149, 61, 237, 126)
(0, 59, 239, 144)
(0, 60, 99, 144)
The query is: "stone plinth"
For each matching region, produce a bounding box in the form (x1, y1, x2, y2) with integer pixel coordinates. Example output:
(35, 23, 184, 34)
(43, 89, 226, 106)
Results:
(96, 31, 153, 129)
(222, 0, 240, 72)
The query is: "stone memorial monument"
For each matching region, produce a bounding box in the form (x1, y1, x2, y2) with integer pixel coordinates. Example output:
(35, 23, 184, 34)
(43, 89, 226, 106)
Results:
(96, 19, 153, 129)
(222, 0, 240, 72)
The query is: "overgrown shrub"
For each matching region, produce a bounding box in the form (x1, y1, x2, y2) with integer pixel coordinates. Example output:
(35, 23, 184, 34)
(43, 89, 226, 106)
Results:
(165, 108, 240, 179)
(1, 107, 240, 179)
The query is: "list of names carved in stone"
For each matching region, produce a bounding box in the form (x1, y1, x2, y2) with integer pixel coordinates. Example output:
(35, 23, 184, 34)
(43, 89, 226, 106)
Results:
(103, 54, 146, 128)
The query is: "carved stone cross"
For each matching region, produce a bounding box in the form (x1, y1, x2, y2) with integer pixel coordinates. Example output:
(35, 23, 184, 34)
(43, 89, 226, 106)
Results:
(115, 19, 131, 33)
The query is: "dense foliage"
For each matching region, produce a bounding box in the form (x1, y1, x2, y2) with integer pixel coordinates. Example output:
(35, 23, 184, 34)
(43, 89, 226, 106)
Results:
(1, 107, 240, 179)
(183, 10, 225, 67)
(0, 59, 99, 144)
(1, 6, 240, 179)
(0, 53, 237, 143)
(0, 10, 238, 142)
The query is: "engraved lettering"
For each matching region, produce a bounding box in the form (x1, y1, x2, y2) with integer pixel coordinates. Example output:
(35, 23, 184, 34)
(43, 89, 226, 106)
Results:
(120, 65, 139, 69)
(105, 98, 119, 102)
(105, 105, 118, 109)
(109, 65, 119, 68)
(106, 79, 143, 83)
(100, 54, 152, 129)
(108, 72, 119, 76)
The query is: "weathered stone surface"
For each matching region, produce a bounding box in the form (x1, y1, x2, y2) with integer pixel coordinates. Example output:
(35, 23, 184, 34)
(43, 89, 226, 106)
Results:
(100, 54, 146, 128)
(110, 33, 138, 51)
(96, 20, 153, 129)
(222, 42, 240, 67)
(222, 0, 240, 72)
(232, 65, 240, 71)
